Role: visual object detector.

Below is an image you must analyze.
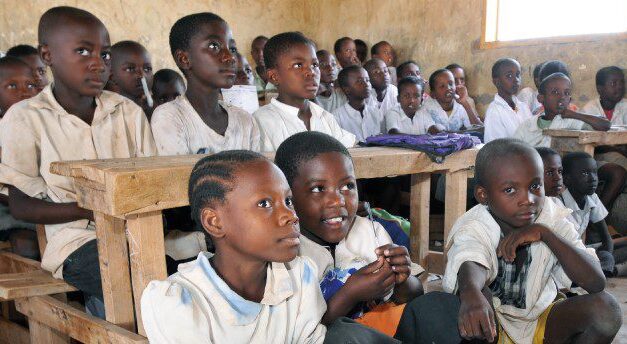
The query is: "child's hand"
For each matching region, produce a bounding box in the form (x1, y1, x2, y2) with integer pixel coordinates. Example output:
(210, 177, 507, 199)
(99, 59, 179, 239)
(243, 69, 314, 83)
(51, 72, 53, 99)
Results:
(375, 244, 411, 285)
(344, 256, 395, 302)
(458, 289, 496, 342)
(455, 85, 469, 103)
(497, 224, 546, 262)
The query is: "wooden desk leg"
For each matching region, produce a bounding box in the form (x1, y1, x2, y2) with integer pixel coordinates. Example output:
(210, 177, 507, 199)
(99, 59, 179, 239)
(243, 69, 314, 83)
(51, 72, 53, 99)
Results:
(126, 211, 167, 336)
(93, 212, 135, 332)
(409, 173, 430, 268)
(28, 318, 69, 343)
(443, 169, 469, 268)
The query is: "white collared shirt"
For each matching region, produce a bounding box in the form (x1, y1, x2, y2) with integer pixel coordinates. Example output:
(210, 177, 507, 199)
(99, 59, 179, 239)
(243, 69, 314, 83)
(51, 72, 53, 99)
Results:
(367, 84, 399, 116)
(422, 97, 471, 131)
(514, 111, 588, 147)
(315, 87, 347, 113)
(0, 85, 156, 278)
(556, 188, 608, 236)
(150, 95, 260, 156)
(443, 198, 598, 344)
(582, 98, 627, 126)
(141, 253, 327, 344)
(332, 103, 385, 142)
(385, 104, 435, 135)
(253, 98, 356, 152)
(517, 87, 541, 114)
(484, 94, 533, 142)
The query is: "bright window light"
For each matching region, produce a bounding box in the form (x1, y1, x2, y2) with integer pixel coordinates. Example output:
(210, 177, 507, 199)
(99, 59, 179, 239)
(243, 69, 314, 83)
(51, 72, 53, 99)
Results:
(485, 0, 627, 42)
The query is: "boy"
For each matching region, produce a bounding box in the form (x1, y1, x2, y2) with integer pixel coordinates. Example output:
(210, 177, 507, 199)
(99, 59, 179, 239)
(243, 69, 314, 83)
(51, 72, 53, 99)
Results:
(518, 62, 545, 114)
(6, 44, 49, 92)
(484, 58, 532, 142)
(395, 139, 621, 343)
(364, 58, 399, 115)
(371, 41, 397, 85)
(354, 39, 368, 64)
(583, 66, 626, 125)
(234, 52, 254, 86)
(396, 60, 422, 80)
(315, 49, 346, 113)
(150, 13, 260, 156)
(0, 57, 38, 116)
(536, 147, 565, 198)
(253, 32, 356, 152)
(514, 73, 611, 147)
(386, 76, 442, 135)
(1, 6, 156, 316)
(333, 37, 360, 68)
(333, 65, 384, 142)
(151, 68, 185, 107)
(446, 63, 480, 120)
(275, 131, 423, 337)
(106, 40, 154, 117)
(250, 35, 269, 92)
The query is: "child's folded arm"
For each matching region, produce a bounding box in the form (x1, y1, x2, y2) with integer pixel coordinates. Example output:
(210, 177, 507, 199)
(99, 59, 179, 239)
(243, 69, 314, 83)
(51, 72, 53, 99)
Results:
(562, 108, 611, 131)
(8, 186, 92, 224)
(457, 261, 496, 342)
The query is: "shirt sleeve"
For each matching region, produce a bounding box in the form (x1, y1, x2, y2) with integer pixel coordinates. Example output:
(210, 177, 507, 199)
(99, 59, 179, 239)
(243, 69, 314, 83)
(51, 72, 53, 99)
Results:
(589, 194, 609, 223)
(249, 116, 261, 152)
(294, 257, 327, 344)
(324, 112, 357, 148)
(134, 106, 157, 157)
(385, 110, 400, 132)
(253, 111, 280, 152)
(483, 106, 504, 143)
(0, 111, 43, 195)
(550, 218, 599, 289)
(150, 106, 190, 156)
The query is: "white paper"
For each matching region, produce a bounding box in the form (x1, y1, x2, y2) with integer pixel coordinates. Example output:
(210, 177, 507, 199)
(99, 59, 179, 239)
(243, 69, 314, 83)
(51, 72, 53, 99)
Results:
(221, 85, 259, 114)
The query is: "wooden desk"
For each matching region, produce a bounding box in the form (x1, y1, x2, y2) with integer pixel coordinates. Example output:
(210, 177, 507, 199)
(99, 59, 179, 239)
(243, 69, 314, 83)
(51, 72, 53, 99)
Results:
(545, 129, 627, 156)
(51, 146, 478, 334)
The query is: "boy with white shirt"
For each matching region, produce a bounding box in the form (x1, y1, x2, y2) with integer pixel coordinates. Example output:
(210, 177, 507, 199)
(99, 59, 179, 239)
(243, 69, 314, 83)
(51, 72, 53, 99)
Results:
(254, 32, 356, 152)
(386, 77, 443, 135)
(583, 66, 626, 125)
(364, 58, 399, 115)
(333, 65, 385, 142)
(315, 49, 347, 113)
(484, 58, 532, 142)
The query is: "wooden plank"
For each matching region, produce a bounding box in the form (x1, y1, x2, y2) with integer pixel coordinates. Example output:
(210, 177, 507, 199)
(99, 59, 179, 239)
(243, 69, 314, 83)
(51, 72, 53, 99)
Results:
(28, 318, 69, 344)
(0, 242, 9, 251)
(0, 252, 41, 274)
(93, 212, 136, 332)
(409, 173, 430, 267)
(426, 251, 445, 275)
(36, 224, 47, 258)
(0, 317, 29, 344)
(0, 270, 75, 300)
(443, 169, 469, 269)
(126, 211, 167, 336)
(550, 136, 594, 156)
(544, 129, 627, 145)
(16, 296, 147, 344)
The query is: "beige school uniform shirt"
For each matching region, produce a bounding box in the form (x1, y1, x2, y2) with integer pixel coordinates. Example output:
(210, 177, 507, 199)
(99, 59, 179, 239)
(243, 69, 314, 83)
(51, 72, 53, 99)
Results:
(555, 189, 608, 237)
(385, 104, 435, 135)
(484, 94, 532, 143)
(0, 85, 156, 278)
(332, 102, 385, 142)
(582, 98, 627, 126)
(443, 198, 598, 344)
(253, 98, 356, 152)
(513, 111, 589, 147)
(141, 253, 327, 344)
(315, 87, 347, 113)
(517, 87, 541, 115)
(367, 84, 399, 116)
(150, 95, 260, 156)
(422, 97, 471, 131)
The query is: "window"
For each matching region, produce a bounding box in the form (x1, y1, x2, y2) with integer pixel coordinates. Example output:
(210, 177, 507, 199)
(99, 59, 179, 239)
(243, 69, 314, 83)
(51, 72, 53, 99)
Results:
(482, 0, 627, 47)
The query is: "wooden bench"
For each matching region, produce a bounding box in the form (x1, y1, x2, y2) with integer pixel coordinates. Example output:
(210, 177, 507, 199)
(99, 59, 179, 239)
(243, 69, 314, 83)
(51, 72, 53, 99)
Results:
(50, 146, 478, 334)
(545, 129, 627, 156)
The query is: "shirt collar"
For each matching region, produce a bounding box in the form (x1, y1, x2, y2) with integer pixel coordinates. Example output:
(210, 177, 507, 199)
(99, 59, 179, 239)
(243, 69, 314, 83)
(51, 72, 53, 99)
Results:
(494, 93, 519, 111)
(560, 188, 594, 213)
(270, 98, 326, 120)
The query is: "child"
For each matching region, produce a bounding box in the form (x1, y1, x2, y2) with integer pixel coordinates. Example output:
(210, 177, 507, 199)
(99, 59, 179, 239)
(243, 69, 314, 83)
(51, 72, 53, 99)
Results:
(422, 69, 482, 131)
(583, 66, 626, 125)
(396, 139, 621, 343)
(275, 131, 424, 336)
(364, 58, 399, 115)
(484, 58, 532, 142)
(333, 37, 360, 68)
(151, 68, 185, 107)
(371, 41, 397, 85)
(514, 73, 611, 147)
(315, 49, 346, 113)
(253, 32, 355, 152)
(5, 44, 49, 92)
(250, 35, 269, 92)
(1, 6, 156, 316)
(518, 62, 545, 114)
(354, 39, 368, 64)
(532, 60, 577, 115)
(150, 13, 260, 156)
(106, 40, 154, 117)
(234, 52, 254, 86)
(386, 76, 442, 135)
(536, 147, 565, 198)
(0, 57, 38, 117)
(396, 60, 422, 80)
(446, 63, 479, 115)
(333, 65, 385, 142)
(141, 150, 328, 343)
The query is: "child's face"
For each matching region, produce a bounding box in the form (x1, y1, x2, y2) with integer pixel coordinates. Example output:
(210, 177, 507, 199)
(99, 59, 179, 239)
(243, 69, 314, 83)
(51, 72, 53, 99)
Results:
(235, 54, 254, 86)
(365, 59, 390, 91)
(268, 43, 320, 100)
(373, 43, 395, 67)
(22, 54, 49, 92)
(251, 38, 267, 67)
(542, 154, 564, 197)
(0, 64, 38, 114)
(398, 83, 423, 117)
(598, 72, 625, 103)
(178, 21, 237, 90)
(538, 77, 571, 115)
(399, 63, 421, 79)
(432, 71, 456, 106)
(152, 79, 185, 107)
(290, 152, 359, 246)
(337, 40, 359, 68)
(494, 62, 521, 97)
(41, 20, 111, 97)
(450, 67, 465, 87)
(476, 153, 545, 229)
(318, 53, 338, 84)
(564, 158, 598, 196)
(343, 68, 371, 101)
(110, 48, 153, 100)
(210, 160, 300, 263)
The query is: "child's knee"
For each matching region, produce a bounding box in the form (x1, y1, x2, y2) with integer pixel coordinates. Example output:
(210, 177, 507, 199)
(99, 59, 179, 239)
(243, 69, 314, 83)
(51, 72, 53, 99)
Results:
(586, 291, 622, 335)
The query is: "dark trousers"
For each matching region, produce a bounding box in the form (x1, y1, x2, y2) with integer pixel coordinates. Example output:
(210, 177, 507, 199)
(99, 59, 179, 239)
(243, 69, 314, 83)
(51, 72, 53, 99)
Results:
(325, 317, 401, 344)
(62, 239, 105, 317)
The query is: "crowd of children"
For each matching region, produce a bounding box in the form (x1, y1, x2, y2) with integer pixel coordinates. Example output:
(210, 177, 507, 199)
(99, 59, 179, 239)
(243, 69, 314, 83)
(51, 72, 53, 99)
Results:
(0, 5, 624, 343)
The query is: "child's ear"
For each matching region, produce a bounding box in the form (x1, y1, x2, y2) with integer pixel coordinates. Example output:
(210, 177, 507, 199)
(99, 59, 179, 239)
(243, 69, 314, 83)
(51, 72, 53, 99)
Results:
(39, 44, 52, 66)
(474, 185, 488, 205)
(266, 68, 279, 86)
(175, 50, 191, 73)
(492, 77, 500, 88)
(200, 207, 226, 239)
(537, 93, 545, 106)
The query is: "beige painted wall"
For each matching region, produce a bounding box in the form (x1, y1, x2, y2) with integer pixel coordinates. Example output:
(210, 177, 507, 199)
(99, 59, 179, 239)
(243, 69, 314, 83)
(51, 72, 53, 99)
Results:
(2, 0, 625, 113)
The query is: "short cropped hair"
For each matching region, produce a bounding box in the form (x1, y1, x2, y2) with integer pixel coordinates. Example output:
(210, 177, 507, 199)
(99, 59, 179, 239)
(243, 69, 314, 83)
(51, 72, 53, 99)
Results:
(38, 6, 103, 45)
(337, 65, 363, 88)
(5, 45, 38, 58)
(397, 76, 425, 94)
(596, 66, 624, 86)
(475, 138, 539, 187)
(153, 68, 184, 85)
(0, 56, 31, 75)
(275, 131, 351, 186)
(428, 69, 451, 92)
(538, 72, 570, 95)
(445, 63, 463, 71)
(333, 37, 353, 55)
(535, 147, 560, 161)
(491, 58, 519, 78)
(562, 151, 594, 175)
(169, 12, 225, 58)
(532, 62, 545, 80)
(370, 41, 389, 56)
(264, 32, 313, 69)
(538, 60, 570, 84)
(397, 60, 420, 77)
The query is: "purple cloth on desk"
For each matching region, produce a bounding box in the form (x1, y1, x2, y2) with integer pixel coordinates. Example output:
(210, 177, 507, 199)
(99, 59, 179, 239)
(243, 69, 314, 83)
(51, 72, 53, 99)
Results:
(363, 133, 480, 162)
